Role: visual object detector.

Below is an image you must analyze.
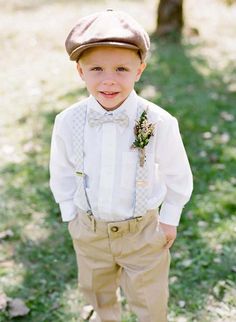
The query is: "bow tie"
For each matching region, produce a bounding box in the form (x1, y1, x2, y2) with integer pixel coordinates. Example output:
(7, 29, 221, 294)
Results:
(88, 110, 129, 127)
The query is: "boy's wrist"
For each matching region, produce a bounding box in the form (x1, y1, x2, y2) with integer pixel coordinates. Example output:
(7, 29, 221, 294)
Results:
(159, 202, 183, 226)
(159, 222, 177, 249)
(159, 222, 177, 228)
(59, 200, 77, 222)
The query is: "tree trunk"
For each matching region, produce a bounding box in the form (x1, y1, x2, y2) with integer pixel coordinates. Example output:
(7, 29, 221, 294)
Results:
(156, 0, 184, 36)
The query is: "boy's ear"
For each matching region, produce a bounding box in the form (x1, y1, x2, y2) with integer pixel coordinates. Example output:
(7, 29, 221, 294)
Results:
(76, 63, 85, 80)
(135, 62, 146, 82)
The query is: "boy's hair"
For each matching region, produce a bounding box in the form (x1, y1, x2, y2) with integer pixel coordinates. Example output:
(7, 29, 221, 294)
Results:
(65, 9, 150, 63)
(77, 46, 143, 63)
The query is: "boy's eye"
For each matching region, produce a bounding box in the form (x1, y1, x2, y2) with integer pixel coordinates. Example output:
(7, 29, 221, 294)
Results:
(91, 67, 102, 71)
(116, 67, 128, 72)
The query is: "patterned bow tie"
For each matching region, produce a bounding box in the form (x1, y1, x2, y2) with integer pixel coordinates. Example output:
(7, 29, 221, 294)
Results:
(88, 110, 129, 127)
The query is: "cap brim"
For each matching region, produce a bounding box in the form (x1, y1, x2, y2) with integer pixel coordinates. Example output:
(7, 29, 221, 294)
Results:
(70, 41, 140, 61)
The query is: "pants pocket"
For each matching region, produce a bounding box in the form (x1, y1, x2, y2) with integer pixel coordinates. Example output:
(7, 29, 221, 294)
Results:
(68, 214, 81, 239)
(158, 224, 167, 244)
(147, 216, 167, 249)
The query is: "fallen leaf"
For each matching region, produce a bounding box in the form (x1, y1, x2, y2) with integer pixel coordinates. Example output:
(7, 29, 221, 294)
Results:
(0, 293, 8, 311)
(170, 276, 178, 284)
(214, 307, 228, 317)
(197, 220, 208, 227)
(202, 132, 212, 139)
(178, 300, 186, 308)
(209, 185, 216, 191)
(215, 164, 225, 170)
(0, 229, 14, 240)
(230, 177, 236, 185)
(182, 259, 193, 268)
(219, 133, 230, 144)
(8, 298, 30, 318)
(176, 317, 188, 322)
(213, 257, 221, 264)
(81, 304, 94, 320)
(89, 311, 102, 322)
(199, 150, 207, 157)
(220, 111, 234, 122)
(211, 125, 218, 133)
(90, 311, 101, 321)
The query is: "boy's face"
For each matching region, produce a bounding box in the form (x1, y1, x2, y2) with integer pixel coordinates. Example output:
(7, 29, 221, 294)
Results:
(77, 46, 146, 110)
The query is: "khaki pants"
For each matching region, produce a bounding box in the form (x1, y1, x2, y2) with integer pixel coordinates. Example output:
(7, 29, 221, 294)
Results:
(68, 209, 171, 322)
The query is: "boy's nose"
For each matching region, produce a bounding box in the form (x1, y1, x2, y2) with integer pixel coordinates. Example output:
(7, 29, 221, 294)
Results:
(102, 78, 116, 86)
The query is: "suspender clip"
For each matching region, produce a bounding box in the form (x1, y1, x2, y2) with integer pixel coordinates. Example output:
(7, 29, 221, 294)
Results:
(136, 180, 148, 187)
(87, 211, 96, 232)
(76, 171, 85, 177)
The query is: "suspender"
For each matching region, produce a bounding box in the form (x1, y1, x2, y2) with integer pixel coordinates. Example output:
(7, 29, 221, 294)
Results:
(72, 104, 91, 212)
(134, 105, 149, 216)
(72, 102, 149, 217)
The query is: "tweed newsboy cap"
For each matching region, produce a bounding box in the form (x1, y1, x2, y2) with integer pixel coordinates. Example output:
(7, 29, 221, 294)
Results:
(65, 9, 150, 62)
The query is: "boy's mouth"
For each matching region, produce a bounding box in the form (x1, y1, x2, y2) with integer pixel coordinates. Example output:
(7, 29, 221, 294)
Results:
(99, 91, 119, 98)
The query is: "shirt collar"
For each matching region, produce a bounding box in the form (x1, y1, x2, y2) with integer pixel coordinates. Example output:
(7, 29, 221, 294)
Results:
(87, 90, 138, 124)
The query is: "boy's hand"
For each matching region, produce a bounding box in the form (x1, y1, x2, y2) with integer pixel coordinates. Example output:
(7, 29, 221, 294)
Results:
(160, 223, 177, 249)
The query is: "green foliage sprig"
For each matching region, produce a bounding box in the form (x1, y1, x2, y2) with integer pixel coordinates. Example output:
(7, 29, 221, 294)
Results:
(131, 108, 155, 166)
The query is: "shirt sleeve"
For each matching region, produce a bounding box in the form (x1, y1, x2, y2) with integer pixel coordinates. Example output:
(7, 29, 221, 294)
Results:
(49, 114, 78, 222)
(156, 116, 193, 226)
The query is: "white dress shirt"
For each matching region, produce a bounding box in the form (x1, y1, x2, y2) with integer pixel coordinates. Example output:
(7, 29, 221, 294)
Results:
(49, 90, 193, 226)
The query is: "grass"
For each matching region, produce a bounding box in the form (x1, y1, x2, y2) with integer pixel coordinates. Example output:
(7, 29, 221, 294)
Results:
(0, 0, 236, 321)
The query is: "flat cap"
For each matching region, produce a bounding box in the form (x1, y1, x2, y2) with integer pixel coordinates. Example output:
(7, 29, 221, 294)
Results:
(65, 9, 150, 62)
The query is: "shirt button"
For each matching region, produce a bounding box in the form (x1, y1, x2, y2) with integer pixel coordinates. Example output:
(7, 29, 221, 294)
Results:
(111, 226, 119, 232)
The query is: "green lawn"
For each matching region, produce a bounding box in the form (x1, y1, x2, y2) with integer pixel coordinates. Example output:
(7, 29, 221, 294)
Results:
(0, 1, 236, 321)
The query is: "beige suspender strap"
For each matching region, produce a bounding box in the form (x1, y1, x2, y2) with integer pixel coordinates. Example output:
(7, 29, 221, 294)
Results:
(133, 104, 149, 217)
(72, 104, 91, 212)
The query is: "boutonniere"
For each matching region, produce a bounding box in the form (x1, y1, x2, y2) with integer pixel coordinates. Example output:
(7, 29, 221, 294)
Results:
(131, 108, 155, 167)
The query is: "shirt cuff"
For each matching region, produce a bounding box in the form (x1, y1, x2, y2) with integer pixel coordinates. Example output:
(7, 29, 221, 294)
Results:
(159, 202, 183, 226)
(59, 200, 78, 222)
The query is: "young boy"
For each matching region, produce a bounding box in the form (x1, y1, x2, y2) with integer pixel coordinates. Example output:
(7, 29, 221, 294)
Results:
(49, 9, 193, 322)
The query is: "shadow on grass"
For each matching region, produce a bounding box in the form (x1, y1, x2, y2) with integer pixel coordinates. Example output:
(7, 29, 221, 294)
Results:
(0, 35, 236, 321)
(138, 34, 236, 320)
